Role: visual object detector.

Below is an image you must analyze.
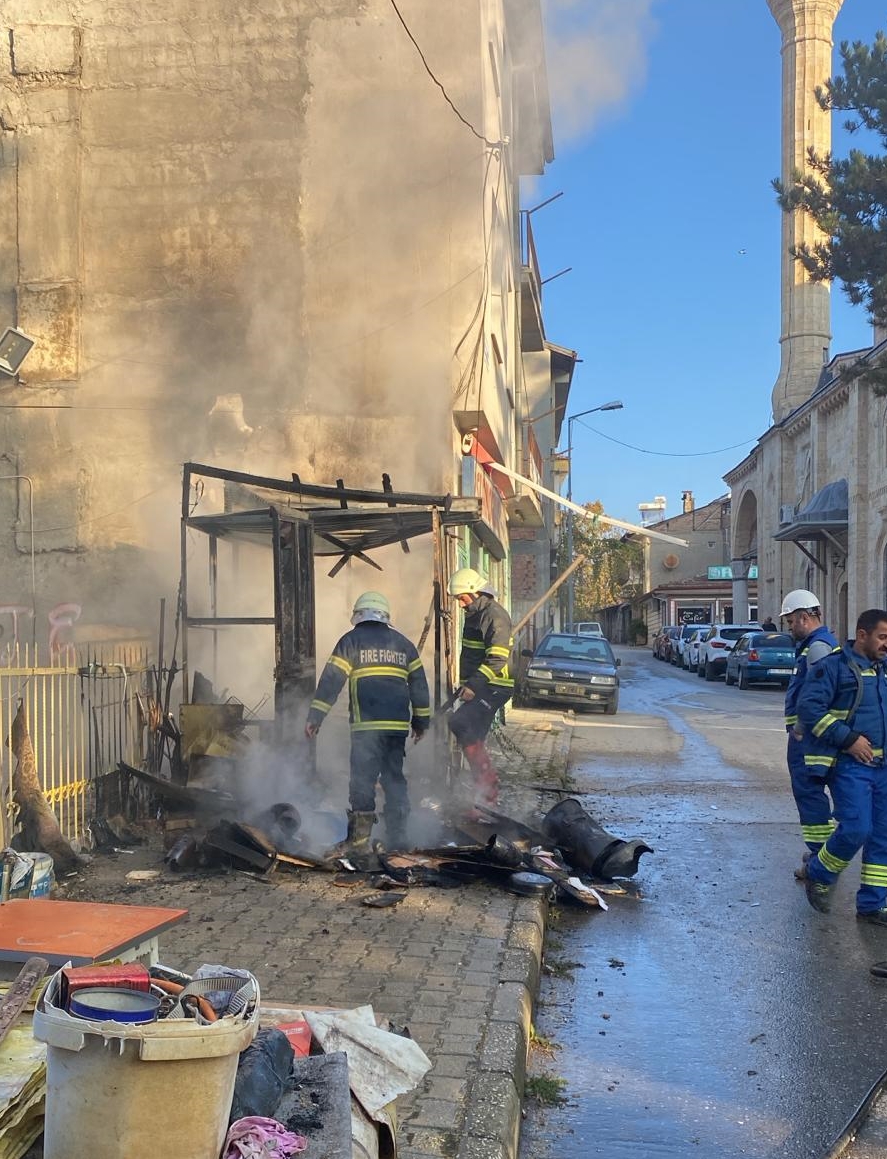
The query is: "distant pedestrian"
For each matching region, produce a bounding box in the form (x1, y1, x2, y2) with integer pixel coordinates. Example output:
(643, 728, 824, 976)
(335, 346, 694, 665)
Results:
(447, 567, 514, 808)
(780, 590, 839, 878)
(761, 616, 778, 631)
(305, 591, 430, 854)
(798, 608, 887, 922)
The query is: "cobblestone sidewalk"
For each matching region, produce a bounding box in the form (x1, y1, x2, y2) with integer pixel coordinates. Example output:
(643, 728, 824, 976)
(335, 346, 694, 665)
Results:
(64, 707, 575, 1159)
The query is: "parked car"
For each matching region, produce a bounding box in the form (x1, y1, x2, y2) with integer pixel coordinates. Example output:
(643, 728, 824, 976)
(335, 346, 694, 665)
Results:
(660, 625, 681, 664)
(672, 624, 710, 667)
(651, 626, 672, 659)
(725, 631, 796, 689)
(697, 624, 761, 680)
(521, 632, 621, 714)
(573, 621, 605, 638)
(684, 627, 708, 671)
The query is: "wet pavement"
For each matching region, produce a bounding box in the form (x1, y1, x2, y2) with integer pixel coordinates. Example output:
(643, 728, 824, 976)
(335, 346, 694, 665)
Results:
(521, 647, 887, 1159)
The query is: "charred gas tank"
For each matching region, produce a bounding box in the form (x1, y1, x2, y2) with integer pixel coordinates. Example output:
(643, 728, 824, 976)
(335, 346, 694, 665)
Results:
(541, 798, 652, 881)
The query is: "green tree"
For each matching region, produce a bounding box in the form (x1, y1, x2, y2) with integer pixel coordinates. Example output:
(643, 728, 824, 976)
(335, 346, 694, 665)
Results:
(774, 31, 887, 390)
(560, 501, 642, 617)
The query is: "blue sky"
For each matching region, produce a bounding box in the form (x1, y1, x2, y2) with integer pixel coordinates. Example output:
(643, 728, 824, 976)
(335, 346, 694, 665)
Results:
(529, 0, 884, 525)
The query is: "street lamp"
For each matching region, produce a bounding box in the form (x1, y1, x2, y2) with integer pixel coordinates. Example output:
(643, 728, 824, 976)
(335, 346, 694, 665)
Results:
(566, 401, 624, 629)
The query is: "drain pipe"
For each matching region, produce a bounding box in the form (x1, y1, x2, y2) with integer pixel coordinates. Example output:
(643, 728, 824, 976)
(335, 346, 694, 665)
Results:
(486, 461, 688, 547)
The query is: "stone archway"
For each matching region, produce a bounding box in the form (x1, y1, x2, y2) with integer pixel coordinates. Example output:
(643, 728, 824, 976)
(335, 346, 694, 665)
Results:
(732, 488, 758, 561)
(731, 488, 759, 622)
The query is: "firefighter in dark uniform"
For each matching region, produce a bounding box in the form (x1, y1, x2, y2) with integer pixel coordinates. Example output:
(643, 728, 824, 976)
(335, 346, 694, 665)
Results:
(799, 608, 887, 921)
(447, 567, 514, 807)
(305, 591, 430, 853)
(780, 588, 839, 879)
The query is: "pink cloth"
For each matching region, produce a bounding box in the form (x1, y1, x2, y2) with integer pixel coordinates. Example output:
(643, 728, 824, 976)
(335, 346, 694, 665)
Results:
(222, 1116, 308, 1158)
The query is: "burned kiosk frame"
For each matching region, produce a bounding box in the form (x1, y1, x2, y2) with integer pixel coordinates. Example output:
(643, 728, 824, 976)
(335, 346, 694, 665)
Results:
(180, 462, 481, 762)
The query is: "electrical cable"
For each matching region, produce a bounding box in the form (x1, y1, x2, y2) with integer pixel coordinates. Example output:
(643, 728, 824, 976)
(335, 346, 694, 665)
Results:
(387, 0, 502, 149)
(576, 421, 760, 458)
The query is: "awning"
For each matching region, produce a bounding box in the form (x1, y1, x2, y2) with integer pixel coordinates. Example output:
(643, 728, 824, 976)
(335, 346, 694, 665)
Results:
(773, 478, 848, 543)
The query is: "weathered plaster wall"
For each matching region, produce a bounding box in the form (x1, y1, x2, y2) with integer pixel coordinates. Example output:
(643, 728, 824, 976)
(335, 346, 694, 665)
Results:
(0, 0, 524, 651)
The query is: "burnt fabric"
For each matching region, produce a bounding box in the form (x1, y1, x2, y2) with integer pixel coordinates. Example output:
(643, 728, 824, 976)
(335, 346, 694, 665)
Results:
(349, 730, 409, 822)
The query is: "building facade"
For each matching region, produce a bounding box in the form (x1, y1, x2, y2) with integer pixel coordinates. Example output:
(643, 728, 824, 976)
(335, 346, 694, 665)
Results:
(0, 1, 567, 665)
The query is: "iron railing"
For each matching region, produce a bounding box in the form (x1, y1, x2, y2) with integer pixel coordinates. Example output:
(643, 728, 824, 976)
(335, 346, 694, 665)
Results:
(0, 642, 150, 846)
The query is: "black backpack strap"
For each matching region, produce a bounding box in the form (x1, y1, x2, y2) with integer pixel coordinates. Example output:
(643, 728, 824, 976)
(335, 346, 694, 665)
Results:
(847, 655, 865, 722)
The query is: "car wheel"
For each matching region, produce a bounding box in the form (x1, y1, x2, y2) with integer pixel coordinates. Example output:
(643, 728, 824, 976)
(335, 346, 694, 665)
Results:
(704, 661, 717, 681)
(604, 693, 619, 715)
(738, 668, 750, 691)
(725, 668, 735, 686)
(696, 662, 705, 678)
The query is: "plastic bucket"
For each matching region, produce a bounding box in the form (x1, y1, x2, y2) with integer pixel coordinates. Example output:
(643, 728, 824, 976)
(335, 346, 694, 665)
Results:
(33, 969, 259, 1159)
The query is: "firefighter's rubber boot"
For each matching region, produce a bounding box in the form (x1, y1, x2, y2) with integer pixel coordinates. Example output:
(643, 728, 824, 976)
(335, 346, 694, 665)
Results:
(325, 811, 376, 860)
(463, 741, 500, 807)
(804, 876, 833, 914)
(384, 811, 410, 851)
(794, 849, 815, 881)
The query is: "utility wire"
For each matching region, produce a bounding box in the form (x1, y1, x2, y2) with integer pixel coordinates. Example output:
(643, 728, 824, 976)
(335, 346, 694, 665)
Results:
(578, 420, 759, 458)
(388, 0, 502, 149)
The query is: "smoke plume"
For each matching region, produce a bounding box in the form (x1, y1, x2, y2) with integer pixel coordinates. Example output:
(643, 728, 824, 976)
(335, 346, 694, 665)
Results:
(542, 0, 658, 144)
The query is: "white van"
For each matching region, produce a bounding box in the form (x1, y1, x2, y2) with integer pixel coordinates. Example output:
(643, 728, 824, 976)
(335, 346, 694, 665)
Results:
(573, 621, 604, 637)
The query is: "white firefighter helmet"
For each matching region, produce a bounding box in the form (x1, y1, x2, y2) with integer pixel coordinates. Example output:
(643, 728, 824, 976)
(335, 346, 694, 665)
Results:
(351, 591, 391, 625)
(448, 567, 487, 597)
(780, 589, 821, 617)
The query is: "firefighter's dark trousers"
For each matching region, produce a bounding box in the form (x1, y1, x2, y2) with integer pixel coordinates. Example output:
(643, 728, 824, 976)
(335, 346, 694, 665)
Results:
(448, 686, 512, 746)
(348, 730, 409, 826)
(787, 733, 835, 852)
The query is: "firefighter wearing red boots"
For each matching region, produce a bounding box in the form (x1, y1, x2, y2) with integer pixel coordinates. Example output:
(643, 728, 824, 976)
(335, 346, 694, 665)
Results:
(447, 567, 514, 807)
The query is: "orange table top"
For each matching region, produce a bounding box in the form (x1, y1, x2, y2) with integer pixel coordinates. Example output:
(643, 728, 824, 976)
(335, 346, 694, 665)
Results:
(0, 899, 188, 966)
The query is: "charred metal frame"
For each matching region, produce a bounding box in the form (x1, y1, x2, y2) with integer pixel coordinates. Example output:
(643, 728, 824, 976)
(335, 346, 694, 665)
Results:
(180, 463, 480, 747)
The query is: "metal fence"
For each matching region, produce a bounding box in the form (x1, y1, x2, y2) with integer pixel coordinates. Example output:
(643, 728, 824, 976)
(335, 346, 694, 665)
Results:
(0, 642, 150, 846)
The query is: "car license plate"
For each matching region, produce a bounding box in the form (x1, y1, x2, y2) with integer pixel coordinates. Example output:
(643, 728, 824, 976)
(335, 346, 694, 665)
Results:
(770, 668, 793, 676)
(555, 683, 586, 696)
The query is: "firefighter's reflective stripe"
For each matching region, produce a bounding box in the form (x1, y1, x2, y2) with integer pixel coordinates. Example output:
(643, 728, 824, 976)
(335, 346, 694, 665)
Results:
(785, 713, 799, 726)
(819, 845, 852, 874)
(862, 862, 887, 885)
(462, 639, 486, 650)
(330, 655, 352, 675)
(804, 754, 836, 770)
(488, 645, 511, 659)
(310, 698, 334, 713)
(352, 719, 412, 733)
(414, 706, 431, 717)
(812, 709, 850, 737)
(801, 820, 837, 843)
(408, 658, 424, 673)
(352, 666, 409, 679)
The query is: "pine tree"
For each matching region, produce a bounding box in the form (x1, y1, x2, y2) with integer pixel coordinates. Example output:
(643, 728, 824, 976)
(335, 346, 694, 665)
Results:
(774, 31, 887, 391)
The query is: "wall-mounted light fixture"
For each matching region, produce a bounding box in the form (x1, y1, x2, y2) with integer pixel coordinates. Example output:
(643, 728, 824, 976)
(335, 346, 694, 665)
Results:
(0, 328, 36, 377)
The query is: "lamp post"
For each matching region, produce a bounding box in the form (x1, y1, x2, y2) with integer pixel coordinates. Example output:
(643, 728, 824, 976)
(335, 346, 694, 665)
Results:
(566, 401, 624, 629)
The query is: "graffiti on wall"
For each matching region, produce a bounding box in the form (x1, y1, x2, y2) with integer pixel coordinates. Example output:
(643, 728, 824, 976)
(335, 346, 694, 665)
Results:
(0, 602, 82, 662)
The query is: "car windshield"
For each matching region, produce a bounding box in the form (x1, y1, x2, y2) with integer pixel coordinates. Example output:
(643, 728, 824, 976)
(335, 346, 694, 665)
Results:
(536, 636, 613, 663)
(752, 632, 792, 648)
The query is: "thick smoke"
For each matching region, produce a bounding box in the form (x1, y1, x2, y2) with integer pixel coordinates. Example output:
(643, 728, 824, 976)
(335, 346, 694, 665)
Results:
(541, 0, 658, 144)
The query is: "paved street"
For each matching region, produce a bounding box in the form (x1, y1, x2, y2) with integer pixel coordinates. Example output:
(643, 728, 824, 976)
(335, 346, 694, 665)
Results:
(521, 647, 887, 1159)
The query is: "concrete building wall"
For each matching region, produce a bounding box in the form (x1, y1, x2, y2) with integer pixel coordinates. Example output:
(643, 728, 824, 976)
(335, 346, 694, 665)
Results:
(0, 0, 551, 654)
